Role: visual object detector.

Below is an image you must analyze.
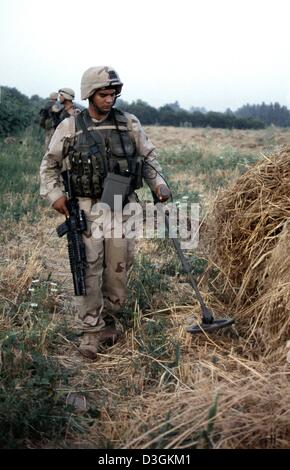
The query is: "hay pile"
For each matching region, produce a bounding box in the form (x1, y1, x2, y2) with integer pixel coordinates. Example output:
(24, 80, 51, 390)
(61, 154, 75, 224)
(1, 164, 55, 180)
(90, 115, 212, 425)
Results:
(207, 146, 290, 360)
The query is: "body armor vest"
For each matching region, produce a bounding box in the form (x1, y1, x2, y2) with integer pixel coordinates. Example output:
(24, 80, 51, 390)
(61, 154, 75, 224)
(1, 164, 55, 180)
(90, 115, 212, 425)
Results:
(40, 100, 60, 130)
(66, 109, 143, 198)
(59, 105, 81, 123)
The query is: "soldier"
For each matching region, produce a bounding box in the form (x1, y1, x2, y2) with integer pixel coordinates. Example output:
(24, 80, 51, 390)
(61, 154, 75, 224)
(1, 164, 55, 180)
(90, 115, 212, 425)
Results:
(39, 92, 62, 150)
(40, 66, 171, 359)
(58, 88, 82, 122)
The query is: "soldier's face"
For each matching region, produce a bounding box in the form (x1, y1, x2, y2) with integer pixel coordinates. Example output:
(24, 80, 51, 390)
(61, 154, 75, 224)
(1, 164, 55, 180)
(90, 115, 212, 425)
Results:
(91, 89, 116, 115)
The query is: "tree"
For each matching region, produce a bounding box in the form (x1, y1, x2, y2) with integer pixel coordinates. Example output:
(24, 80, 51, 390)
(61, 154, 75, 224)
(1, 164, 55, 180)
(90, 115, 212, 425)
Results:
(235, 102, 290, 127)
(167, 101, 181, 112)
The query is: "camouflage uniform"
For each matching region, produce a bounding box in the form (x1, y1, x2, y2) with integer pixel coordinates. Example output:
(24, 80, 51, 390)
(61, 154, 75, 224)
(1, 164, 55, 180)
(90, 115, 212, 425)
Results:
(39, 93, 62, 150)
(58, 87, 82, 123)
(58, 104, 82, 122)
(40, 110, 165, 337)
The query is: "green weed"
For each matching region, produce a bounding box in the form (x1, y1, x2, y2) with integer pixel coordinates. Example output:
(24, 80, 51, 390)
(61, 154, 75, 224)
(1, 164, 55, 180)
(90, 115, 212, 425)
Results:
(0, 279, 81, 448)
(0, 127, 45, 221)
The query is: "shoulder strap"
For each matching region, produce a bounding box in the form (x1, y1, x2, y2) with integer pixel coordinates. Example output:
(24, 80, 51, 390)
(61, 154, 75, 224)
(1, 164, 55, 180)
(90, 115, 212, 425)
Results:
(77, 110, 101, 150)
(113, 108, 133, 130)
(77, 110, 108, 176)
(112, 109, 129, 165)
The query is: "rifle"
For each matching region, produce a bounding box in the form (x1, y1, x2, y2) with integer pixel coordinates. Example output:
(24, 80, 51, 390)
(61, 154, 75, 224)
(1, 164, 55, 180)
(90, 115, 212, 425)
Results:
(56, 171, 87, 296)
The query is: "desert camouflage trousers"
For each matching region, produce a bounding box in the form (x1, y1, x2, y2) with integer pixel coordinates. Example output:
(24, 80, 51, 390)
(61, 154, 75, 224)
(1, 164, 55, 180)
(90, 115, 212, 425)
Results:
(74, 197, 135, 334)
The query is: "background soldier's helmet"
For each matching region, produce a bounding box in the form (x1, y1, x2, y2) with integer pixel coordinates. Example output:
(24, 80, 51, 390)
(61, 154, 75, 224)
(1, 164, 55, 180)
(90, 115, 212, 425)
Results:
(49, 92, 58, 100)
(80, 66, 123, 100)
(58, 88, 75, 101)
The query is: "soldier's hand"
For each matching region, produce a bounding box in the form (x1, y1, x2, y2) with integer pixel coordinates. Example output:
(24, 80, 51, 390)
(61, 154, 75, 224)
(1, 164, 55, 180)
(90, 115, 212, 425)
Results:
(155, 184, 171, 202)
(52, 196, 69, 217)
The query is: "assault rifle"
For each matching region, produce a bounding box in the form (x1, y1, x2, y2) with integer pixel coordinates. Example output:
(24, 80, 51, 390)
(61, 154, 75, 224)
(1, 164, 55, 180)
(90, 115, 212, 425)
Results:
(56, 171, 87, 296)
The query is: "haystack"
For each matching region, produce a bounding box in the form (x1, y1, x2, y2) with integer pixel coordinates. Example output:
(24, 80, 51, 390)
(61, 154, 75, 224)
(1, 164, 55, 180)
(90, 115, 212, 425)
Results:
(206, 145, 290, 360)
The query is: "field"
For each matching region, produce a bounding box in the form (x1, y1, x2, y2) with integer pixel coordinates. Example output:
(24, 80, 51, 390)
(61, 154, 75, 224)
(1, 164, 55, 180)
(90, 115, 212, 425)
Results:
(0, 125, 289, 449)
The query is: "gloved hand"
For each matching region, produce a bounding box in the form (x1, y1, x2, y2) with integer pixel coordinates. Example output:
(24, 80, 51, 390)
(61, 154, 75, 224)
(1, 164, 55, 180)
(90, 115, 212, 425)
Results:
(155, 184, 171, 202)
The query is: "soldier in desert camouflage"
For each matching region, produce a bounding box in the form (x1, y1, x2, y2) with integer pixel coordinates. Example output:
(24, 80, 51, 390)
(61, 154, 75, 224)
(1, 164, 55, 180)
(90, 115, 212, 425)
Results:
(58, 88, 82, 122)
(39, 92, 62, 150)
(40, 66, 170, 359)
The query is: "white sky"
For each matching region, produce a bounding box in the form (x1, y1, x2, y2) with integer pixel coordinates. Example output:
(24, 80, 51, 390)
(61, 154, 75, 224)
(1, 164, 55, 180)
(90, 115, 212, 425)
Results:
(1, 0, 290, 111)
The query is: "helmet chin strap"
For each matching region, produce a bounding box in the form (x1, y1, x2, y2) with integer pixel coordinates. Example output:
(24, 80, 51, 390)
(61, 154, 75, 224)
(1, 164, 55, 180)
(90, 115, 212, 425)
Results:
(113, 93, 121, 106)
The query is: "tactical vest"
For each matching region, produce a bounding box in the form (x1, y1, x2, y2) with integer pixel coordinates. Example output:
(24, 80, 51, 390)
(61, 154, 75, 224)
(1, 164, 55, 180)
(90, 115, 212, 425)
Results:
(66, 109, 143, 198)
(59, 105, 81, 123)
(40, 100, 60, 130)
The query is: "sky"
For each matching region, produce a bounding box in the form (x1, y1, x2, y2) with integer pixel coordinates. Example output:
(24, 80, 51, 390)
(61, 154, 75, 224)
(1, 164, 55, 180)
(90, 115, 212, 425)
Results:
(1, 0, 290, 111)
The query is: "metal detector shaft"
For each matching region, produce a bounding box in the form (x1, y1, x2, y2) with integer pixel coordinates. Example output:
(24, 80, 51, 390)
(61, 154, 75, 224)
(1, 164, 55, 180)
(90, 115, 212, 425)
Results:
(152, 190, 235, 334)
(155, 200, 214, 324)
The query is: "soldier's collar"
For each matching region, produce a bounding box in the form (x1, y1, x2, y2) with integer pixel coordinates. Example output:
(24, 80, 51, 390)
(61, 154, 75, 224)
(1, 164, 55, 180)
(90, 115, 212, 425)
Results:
(91, 113, 110, 124)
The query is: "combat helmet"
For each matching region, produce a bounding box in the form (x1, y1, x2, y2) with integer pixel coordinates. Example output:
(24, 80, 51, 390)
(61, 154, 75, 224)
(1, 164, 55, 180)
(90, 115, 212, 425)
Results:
(58, 88, 75, 101)
(81, 66, 123, 100)
(49, 92, 58, 100)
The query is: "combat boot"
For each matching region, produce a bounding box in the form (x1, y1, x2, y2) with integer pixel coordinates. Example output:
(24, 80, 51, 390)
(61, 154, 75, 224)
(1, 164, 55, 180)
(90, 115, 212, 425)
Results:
(78, 327, 120, 360)
(78, 332, 101, 360)
(98, 326, 119, 346)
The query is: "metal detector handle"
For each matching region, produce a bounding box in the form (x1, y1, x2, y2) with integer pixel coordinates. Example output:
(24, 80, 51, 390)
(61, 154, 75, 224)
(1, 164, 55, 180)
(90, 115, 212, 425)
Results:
(152, 190, 213, 324)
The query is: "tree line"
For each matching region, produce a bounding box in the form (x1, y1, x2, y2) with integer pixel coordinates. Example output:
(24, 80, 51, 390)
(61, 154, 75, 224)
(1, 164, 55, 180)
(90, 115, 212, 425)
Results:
(234, 102, 290, 127)
(0, 87, 44, 137)
(116, 99, 265, 129)
(1, 86, 290, 137)
(117, 99, 290, 129)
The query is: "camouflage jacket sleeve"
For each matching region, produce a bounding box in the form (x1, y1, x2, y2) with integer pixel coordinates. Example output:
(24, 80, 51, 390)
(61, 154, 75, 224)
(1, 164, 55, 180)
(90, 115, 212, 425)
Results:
(39, 117, 75, 205)
(126, 113, 167, 192)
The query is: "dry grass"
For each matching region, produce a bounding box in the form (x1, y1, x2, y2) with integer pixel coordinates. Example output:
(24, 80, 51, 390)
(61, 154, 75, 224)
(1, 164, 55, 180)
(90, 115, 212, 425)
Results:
(144, 125, 290, 154)
(56, 308, 290, 449)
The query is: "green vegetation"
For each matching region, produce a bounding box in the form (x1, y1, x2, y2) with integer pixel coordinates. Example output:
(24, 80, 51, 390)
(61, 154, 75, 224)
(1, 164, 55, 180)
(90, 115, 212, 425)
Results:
(158, 144, 259, 193)
(118, 99, 290, 128)
(117, 99, 265, 129)
(0, 126, 45, 221)
(129, 254, 169, 310)
(0, 87, 44, 137)
(134, 315, 181, 385)
(161, 145, 258, 174)
(2, 86, 290, 139)
(236, 102, 290, 127)
(0, 127, 82, 448)
(0, 280, 80, 448)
